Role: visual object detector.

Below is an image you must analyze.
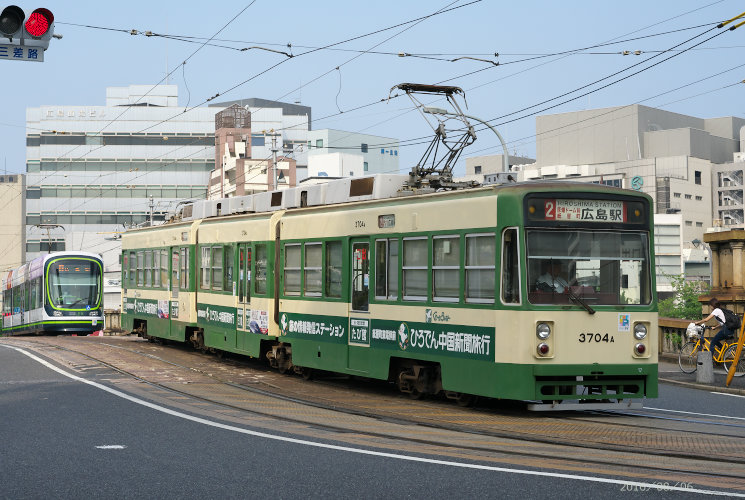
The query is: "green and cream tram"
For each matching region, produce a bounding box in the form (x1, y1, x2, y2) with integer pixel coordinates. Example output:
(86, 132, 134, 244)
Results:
(2, 251, 104, 335)
(122, 175, 657, 408)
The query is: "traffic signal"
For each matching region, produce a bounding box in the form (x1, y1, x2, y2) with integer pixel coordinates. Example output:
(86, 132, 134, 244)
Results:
(0, 5, 54, 62)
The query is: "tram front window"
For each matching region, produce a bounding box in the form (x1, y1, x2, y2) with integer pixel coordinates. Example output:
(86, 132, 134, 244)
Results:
(48, 259, 101, 309)
(526, 230, 651, 305)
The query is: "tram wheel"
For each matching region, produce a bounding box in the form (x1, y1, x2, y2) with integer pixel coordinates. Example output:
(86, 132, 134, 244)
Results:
(300, 367, 314, 380)
(455, 393, 475, 407)
(407, 388, 423, 400)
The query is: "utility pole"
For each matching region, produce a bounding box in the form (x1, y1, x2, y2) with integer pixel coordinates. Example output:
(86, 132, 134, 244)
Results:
(271, 133, 279, 191)
(263, 130, 281, 191)
(35, 224, 63, 254)
(149, 195, 154, 226)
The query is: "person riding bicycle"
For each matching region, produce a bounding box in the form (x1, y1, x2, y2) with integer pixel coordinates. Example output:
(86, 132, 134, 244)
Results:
(695, 298, 735, 354)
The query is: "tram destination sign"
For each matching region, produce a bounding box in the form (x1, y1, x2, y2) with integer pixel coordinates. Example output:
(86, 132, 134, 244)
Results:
(543, 199, 625, 223)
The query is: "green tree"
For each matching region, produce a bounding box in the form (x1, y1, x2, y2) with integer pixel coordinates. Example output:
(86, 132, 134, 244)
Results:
(658, 274, 709, 319)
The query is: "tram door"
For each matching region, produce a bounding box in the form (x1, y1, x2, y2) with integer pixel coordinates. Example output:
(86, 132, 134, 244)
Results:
(169, 248, 179, 339)
(351, 241, 369, 312)
(348, 240, 370, 373)
(236, 244, 251, 352)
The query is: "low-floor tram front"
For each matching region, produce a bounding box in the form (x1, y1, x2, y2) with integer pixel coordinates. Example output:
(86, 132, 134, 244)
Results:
(121, 178, 657, 408)
(2, 251, 104, 336)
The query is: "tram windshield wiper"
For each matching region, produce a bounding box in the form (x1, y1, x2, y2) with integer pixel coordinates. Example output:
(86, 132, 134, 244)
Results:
(567, 287, 595, 315)
(67, 298, 87, 308)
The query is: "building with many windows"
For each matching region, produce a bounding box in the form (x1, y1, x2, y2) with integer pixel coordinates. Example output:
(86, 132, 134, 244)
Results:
(25, 85, 224, 309)
(499, 104, 744, 294)
(307, 129, 399, 177)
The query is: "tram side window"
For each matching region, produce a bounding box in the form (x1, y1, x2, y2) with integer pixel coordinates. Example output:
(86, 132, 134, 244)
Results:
(305, 243, 322, 296)
(122, 253, 128, 289)
(129, 251, 136, 288)
(255, 244, 268, 295)
(13, 286, 22, 313)
(153, 250, 161, 288)
(465, 233, 497, 304)
(137, 251, 144, 287)
(403, 237, 428, 301)
(3, 289, 10, 314)
(325, 240, 342, 298)
(160, 250, 168, 289)
(172, 249, 179, 291)
(239, 246, 251, 302)
(223, 245, 233, 293)
(375, 238, 399, 300)
(200, 246, 211, 290)
(179, 247, 190, 290)
(500, 229, 519, 304)
(284, 244, 301, 296)
(433, 235, 460, 302)
(211, 246, 223, 291)
(29, 277, 37, 310)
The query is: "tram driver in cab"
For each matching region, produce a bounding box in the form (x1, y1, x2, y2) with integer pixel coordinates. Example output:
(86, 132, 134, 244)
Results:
(535, 260, 570, 293)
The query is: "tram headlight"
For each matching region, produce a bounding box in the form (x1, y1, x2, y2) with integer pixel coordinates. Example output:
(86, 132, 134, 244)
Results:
(536, 323, 551, 340)
(53, 310, 62, 317)
(633, 323, 647, 340)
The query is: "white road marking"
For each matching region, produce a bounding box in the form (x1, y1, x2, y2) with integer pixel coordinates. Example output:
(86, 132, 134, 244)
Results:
(643, 406, 745, 421)
(3, 344, 742, 498)
(711, 391, 745, 399)
(95, 445, 126, 449)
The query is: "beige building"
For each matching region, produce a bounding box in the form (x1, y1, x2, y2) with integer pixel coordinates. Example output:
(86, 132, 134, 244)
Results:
(209, 105, 297, 199)
(0, 173, 26, 287)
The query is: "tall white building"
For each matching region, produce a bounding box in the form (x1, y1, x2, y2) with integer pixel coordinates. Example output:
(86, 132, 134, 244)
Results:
(25, 85, 224, 309)
(307, 129, 400, 176)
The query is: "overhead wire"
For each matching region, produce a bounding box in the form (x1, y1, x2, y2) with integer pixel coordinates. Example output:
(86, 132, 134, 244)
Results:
(9, 3, 743, 261)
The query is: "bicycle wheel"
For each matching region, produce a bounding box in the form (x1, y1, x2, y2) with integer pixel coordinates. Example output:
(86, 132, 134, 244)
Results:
(722, 345, 745, 377)
(678, 341, 699, 373)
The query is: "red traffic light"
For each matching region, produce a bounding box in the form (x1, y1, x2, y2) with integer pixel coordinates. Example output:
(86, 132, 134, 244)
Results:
(24, 8, 53, 38)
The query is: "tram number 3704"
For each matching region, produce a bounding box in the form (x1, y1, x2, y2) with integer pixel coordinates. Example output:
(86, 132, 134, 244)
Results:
(578, 333, 615, 343)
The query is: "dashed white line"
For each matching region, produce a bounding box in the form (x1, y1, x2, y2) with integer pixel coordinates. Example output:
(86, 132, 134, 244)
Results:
(3, 344, 742, 498)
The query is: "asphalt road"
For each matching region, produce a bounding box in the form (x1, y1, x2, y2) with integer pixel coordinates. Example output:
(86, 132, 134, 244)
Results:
(0, 345, 727, 499)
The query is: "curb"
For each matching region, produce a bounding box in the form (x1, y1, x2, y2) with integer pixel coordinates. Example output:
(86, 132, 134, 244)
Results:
(658, 376, 745, 396)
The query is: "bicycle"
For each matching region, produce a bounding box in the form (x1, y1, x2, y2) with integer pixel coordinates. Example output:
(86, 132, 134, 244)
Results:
(678, 324, 745, 376)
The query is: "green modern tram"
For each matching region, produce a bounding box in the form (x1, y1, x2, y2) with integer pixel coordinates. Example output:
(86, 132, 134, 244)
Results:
(2, 251, 104, 335)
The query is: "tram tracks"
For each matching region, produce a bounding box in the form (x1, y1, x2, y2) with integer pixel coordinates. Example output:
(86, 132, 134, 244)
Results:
(4, 335, 745, 489)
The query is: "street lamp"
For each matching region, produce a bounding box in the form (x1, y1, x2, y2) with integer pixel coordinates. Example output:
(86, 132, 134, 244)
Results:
(422, 107, 510, 173)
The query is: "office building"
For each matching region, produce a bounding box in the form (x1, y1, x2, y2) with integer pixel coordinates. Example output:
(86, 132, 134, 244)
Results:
(25, 85, 223, 309)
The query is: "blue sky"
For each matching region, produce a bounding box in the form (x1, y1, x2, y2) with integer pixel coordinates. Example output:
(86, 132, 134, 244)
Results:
(2, 0, 744, 175)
